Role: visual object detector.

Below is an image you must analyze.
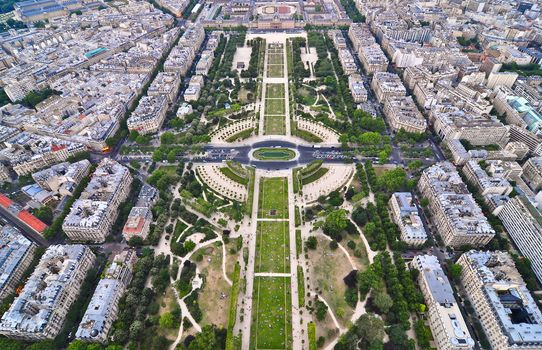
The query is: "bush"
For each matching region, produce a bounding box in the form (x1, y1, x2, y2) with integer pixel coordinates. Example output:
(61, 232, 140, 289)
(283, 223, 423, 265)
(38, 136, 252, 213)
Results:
(306, 236, 317, 250)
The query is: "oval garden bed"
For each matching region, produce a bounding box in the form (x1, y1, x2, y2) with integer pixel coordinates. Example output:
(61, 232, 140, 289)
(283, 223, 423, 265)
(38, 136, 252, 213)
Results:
(252, 147, 297, 161)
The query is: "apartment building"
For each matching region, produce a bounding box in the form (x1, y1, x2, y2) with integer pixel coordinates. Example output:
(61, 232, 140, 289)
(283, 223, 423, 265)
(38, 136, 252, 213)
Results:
(348, 23, 376, 53)
(508, 125, 542, 156)
(429, 105, 508, 146)
(522, 157, 542, 191)
(147, 72, 182, 104)
(122, 183, 157, 241)
(0, 164, 9, 182)
(136, 183, 159, 207)
(359, 44, 389, 74)
(76, 250, 137, 343)
(164, 46, 195, 76)
(155, 0, 189, 17)
(418, 162, 495, 247)
(486, 72, 518, 89)
(371, 72, 406, 103)
(32, 159, 91, 197)
(389, 192, 427, 246)
(503, 142, 530, 160)
(0, 245, 95, 340)
(411, 255, 475, 350)
(446, 138, 471, 166)
(184, 75, 204, 102)
(127, 95, 168, 135)
(463, 160, 513, 196)
(498, 196, 542, 282)
(486, 160, 523, 180)
(195, 50, 215, 76)
(494, 89, 542, 136)
(348, 73, 368, 103)
(0, 226, 35, 301)
(458, 250, 542, 350)
(122, 207, 152, 241)
(383, 96, 427, 133)
(338, 49, 357, 76)
(63, 159, 132, 243)
(164, 25, 205, 76)
(0, 133, 86, 176)
(179, 25, 205, 51)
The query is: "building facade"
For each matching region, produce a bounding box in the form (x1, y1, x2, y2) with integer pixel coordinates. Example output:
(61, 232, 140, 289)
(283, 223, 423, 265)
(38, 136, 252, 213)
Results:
(458, 250, 542, 350)
(498, 196, 542, 283)
(418, 162, 495, 247)
(76, 250, 137, 343)
(0, 245, 95, 341)
(63, 159, 132, 243)
(0, 226, 35, 301)
(389, 192, 427, 246)
(411, 255, 475, 350)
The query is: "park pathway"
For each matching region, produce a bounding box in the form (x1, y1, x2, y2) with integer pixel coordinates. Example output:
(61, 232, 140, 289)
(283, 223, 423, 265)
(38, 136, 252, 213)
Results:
(287, 171, 304, 350)
(240, 172, 261, 349)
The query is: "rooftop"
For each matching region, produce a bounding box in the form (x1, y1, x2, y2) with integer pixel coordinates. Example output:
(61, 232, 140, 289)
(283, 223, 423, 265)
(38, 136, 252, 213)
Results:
(0, 245, 92, 335)
(415, 255, 475, 348)
(0, 226, 34, 294)
(463, 250, 542, 345)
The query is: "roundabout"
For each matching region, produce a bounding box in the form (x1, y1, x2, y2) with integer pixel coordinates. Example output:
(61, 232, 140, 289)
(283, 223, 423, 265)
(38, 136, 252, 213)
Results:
(251, 147, 298, 161)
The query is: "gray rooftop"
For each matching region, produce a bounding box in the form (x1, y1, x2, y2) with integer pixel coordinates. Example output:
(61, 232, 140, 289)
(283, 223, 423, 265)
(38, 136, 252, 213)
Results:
(0, 226, 34, 294)
(465, 251, 542, 345)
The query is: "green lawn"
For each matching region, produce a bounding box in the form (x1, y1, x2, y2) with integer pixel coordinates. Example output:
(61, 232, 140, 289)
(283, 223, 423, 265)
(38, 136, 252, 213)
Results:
(297, 265, 305, 307)
(258, 177, 288, 219)
(250, 277, 292, 350)
(220, 166, 248, 186)
(265, 98, 285, 115)
(267, 64, 284, 78)
(253, 148, 296, 161)
(255, 221, 290, 273)
(266, 83, 285, 99)
(264, 115, 286, 135)
(301, 167, 329, 185)
(268, 53, 284, 65)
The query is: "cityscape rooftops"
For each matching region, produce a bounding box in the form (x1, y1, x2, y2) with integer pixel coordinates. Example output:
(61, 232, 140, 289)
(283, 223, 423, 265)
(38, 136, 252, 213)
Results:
(0, 226, 34, 295)
(0, 245, 93, 336)
(75, 278, 122, 341)
(421, 162, 494, 235)
(414, 255, 475, 348)
(135, 184, 158, 207)
(462, 250, 542, 345)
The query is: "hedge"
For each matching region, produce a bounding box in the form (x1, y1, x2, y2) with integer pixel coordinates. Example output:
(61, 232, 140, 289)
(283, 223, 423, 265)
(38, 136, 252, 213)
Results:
(225, 263, 241, 350)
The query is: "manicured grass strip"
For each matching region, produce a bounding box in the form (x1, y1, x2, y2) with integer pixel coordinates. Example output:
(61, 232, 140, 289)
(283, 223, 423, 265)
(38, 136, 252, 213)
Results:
(258, 177, 289, 219)
(226, 263, 241, 350)
(255, 221, 290, 273)
(246, 166, 255, 216)
(226, 160, 247, 177)
(292, 124, 324, 143)
(250, 277, 292, 350)
(253, 147, 296, 161)
(268, 53, 284, 65)
(301, 167, 329, 185)
(264, 115, 286, 135)
(301, 160, 324, 176)
(220, 166, 248, 186)
(265, 98, 285, 115)
(267, 64, 284, 78)
(226, 127, 254, 142)
(295, 229, 302, 259)
(295, 206, 301, 227)
(266, 83, 285, 99)
(308, 322, 317, 350)
(297, 265, 305, 307)
(292, 167, 301, 194)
